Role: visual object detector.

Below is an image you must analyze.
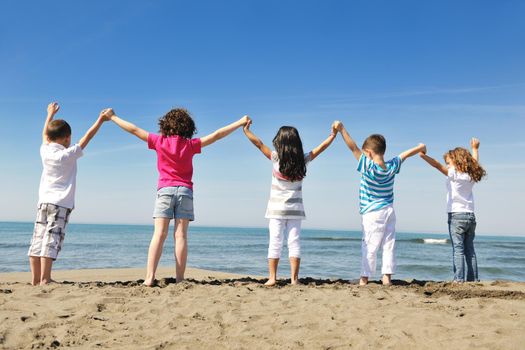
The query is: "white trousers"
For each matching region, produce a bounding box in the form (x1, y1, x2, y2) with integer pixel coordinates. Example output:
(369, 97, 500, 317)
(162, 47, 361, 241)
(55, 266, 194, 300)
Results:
(361, 205, 396, 277)
(268, 218, 302, 259)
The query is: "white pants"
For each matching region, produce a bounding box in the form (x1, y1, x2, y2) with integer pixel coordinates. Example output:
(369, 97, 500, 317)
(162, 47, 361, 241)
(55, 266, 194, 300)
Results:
(268, 218, 302, 259)
(361, 205, 396, 277)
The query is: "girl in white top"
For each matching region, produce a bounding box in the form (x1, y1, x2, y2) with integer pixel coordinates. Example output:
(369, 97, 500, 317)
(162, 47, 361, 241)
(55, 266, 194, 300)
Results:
(243, 119, 338, 286)
(420, 138, 487, 282)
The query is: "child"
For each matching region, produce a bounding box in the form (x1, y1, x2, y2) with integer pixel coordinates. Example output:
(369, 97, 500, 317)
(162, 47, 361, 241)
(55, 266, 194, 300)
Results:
(243, 120, 338, 286)
(420, 138, 486, 282)
(29, 102, 111, 285)
(335, 121, 426, 285)
(106, 108, 249, 286)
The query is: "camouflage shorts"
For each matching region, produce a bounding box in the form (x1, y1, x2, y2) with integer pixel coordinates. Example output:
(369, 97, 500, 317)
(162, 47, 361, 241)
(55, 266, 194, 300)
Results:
(28, 203, 72, 260)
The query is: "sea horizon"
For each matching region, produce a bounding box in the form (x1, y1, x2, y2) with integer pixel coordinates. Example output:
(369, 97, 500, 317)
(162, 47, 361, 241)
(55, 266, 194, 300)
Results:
(1, 220, 523, 238)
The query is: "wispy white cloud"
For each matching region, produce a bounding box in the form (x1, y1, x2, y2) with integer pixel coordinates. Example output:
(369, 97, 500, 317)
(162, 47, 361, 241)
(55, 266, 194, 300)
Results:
(323, 83, 525, 103)
(483, 163, 525, 170)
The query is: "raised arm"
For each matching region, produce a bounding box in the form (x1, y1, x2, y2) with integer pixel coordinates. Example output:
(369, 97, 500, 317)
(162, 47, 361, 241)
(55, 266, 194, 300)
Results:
(419, 152, 448, 176)
(470, 137, 480, 162)
(399, 143, 426, 162)
(310, 121, 338, 161)
(78, 108, 112, 149)
(242, 119, 272, 159)
(109, 111, 149, 142)
(337, 121, 362, 161)
(200, 116, 249, 148)
(42, 102, 60, 143)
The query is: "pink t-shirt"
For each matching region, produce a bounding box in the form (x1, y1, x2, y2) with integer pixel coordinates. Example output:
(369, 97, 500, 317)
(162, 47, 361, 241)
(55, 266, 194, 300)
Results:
(148, 133, 202, 190)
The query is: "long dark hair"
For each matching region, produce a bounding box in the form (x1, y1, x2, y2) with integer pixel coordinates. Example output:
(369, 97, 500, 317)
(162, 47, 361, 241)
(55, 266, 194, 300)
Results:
(272, 126, 307, 181)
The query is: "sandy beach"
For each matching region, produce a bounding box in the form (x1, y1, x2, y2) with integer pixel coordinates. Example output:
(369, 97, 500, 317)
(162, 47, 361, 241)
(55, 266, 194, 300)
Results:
(1, 267, 524, 349)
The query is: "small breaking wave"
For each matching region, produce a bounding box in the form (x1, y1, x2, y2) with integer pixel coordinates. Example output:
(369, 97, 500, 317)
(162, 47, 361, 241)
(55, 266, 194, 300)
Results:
(412, 238, 449, 245)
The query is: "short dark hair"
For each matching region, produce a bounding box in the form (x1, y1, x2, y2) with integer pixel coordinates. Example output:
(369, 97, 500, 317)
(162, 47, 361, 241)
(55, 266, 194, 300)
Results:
(47, 119, 72, 141)
(362, 134, 386, 155)
(158, 108, 196, 138)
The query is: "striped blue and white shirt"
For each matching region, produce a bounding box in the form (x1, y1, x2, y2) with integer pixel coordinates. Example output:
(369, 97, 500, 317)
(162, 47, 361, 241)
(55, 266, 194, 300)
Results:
(357, 154, 402, 215)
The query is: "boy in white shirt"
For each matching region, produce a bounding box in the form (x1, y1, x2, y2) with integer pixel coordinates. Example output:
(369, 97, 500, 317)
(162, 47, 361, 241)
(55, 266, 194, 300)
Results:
(28, 102, 111, 285)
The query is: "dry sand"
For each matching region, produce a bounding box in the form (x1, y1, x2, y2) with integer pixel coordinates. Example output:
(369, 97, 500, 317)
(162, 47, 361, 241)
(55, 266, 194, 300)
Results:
(1, 267, 524, 349)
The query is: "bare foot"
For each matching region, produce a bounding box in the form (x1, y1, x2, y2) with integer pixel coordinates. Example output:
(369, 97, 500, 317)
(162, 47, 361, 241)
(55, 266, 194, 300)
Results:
(176, 277, 185, 283)
(359, 277, 368, 286)
(143, 278, 156, 287)
(40, 279, 57, 286)
(290, 279, 301, 285)
(382, 275, 392, 286)
(264, 279, 276, 287)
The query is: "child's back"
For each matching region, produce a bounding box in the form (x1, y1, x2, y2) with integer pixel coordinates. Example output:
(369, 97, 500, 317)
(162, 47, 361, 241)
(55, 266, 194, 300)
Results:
(107, 107, 248, 285)
(265, 151, 311, 220)
(29, 102, 110, 286)
(38, 142, 83, 209)
(420, 140, 486, 282)
(335, 124, 425, 285)
(148, 134, 201, 190)
(243, 122, 338, 286)
(357, 154, 401, 215)
(446, 167, 475, 213)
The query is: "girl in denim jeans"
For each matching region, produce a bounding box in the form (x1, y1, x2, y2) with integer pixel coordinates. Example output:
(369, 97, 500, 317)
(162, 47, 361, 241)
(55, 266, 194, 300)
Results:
(419, 138, 486, 282)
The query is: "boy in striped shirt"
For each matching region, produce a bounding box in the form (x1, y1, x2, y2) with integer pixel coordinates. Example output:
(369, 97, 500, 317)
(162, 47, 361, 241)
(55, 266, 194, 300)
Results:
(335, 121, 426, 285)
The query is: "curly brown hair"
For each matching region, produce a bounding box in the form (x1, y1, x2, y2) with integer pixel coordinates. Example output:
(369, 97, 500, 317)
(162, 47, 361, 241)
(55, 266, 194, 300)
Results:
(444, 147, 486, 182)
(158, 108, 196, 138)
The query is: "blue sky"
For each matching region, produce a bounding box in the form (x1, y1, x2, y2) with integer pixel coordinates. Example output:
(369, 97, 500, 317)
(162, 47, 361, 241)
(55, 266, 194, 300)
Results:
(1, 1, 524, 235)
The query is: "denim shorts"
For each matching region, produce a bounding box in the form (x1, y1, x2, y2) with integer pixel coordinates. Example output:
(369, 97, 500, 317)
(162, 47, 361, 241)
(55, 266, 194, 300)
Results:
(153, 186, 195, 221)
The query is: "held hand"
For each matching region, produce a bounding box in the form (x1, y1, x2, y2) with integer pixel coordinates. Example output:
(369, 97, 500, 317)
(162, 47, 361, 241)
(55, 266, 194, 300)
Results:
(99, 108, 114, 121)
(471, 137, 480, 149)
(239, 115, 251, 126)
(419, 143, 427, 154)
(47, 102, 60, 117)
(331, 121, 340, 135)
(335, 120, 343, 131)
(243, 119, 252, 133)
(419, 152, 426, 158)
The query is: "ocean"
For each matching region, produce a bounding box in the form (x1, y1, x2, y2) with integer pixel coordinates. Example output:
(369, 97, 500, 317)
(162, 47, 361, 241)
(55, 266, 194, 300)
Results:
(1, 222, 524, 282)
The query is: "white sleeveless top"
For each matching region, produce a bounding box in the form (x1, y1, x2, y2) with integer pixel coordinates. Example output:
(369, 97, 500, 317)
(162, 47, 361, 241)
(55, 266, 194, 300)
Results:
(265, 151, 312, 220)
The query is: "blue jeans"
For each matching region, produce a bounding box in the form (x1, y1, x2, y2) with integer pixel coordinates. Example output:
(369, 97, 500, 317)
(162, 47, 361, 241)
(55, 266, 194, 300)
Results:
(448, 212, 478, 282)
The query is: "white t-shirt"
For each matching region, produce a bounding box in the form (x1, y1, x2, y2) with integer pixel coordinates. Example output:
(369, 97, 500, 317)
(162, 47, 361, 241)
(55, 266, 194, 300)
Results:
(446, 167, 475, 213)
(265, 151, 311, 220)
(38, 143, 84, 209)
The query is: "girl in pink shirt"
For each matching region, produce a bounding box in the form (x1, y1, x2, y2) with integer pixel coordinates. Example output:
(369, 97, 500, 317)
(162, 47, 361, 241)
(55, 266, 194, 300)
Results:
(108, 108, 249, 286)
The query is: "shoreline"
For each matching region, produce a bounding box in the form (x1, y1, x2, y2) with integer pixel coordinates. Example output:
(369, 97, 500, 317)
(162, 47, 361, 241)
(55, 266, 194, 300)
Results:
(1, 267, 524, 349)
(0, 266, 245, 284)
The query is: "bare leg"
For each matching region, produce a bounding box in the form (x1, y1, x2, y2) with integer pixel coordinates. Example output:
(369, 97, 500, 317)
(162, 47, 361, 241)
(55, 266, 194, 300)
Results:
(174, 219, 189, 283)
(289, 257, 300, 284)
(29, 256, 41, 286)
(382, 274, 392, 285)
(144, 218, 170, 286)
(359, 276, 369, 286)
(265, 258, 279, 286)
(40, 257, 54, 285)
